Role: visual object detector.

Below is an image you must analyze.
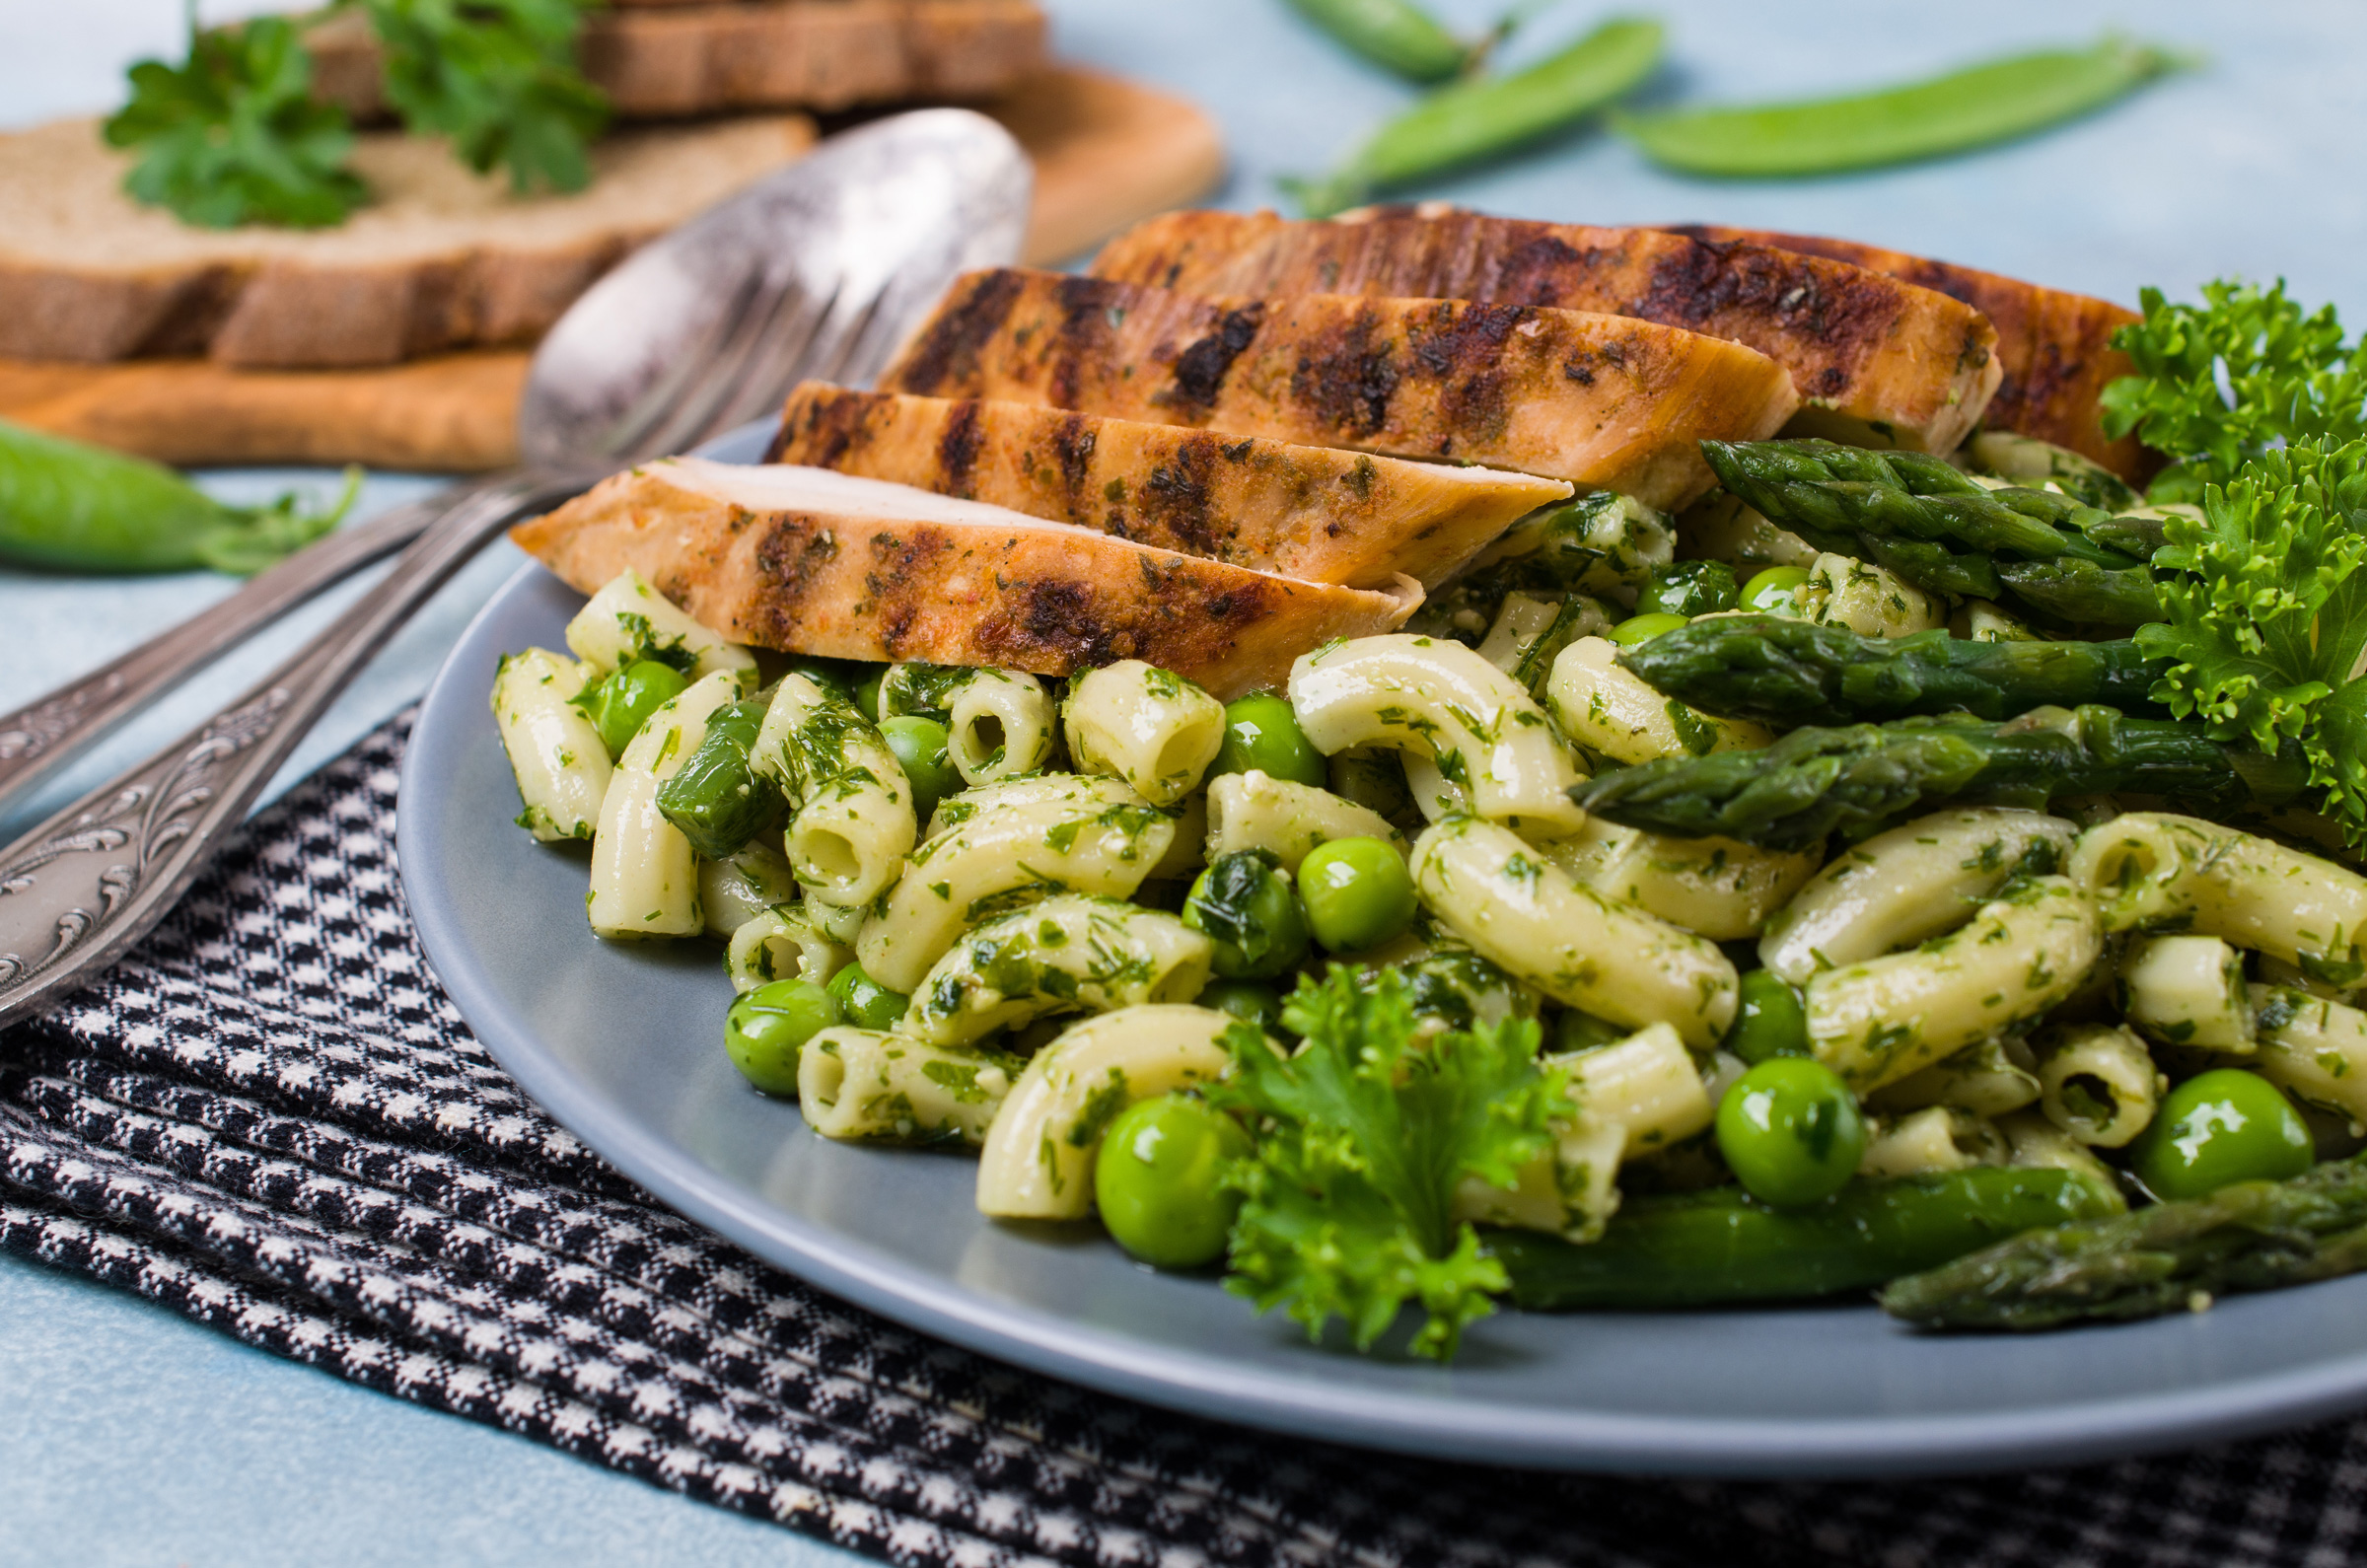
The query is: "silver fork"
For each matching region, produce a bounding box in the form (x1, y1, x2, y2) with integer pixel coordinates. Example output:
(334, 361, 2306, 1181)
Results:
(0, 108, 1029, 828)
(0, 109, 1030, 1029)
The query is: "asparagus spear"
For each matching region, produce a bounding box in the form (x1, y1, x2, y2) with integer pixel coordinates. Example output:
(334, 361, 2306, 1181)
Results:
(1616, 614, 2168, 726)
(1702, 439, 2163, 627)
(1571, 704, 2309, 850)
(1490, 1169, 2116, 1310)
(1882, 1155, 2367, 1329)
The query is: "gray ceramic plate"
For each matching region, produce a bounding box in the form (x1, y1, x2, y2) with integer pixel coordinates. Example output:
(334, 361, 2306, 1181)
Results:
(399, 427, 2367, 1477)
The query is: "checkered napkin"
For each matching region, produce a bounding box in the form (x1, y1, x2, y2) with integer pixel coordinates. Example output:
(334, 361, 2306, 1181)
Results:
(4, 714, 2365, 1568)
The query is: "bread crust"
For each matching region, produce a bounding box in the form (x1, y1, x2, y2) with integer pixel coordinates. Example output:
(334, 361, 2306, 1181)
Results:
(1665, 225, 2148, 482)
(310, 0, 1047, 120)
(1088, 208, 1999, 457)
(509, 459, 1420, 697)
(767, 384, 1569, 588)
(879, 268, 1798, 510)
(0, 116, 812, 367)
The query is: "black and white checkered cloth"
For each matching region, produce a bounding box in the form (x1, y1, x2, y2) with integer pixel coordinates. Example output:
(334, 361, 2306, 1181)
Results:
(5, 713, 2367, 1568)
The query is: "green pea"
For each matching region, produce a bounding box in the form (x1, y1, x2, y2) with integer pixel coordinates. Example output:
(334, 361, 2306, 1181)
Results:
(575, 659, 689, 759)
(1198, 980, 1288, 1035)
(1635, 560, 1739, 618)
(1724, 970, 1809, 1064)
(2128, 1069, 2313, 1201)
(1095, 1094, 1252, 1269)
(725, 978, 840, 1095)
(1740, 565, 1811, 612)
(1184, 850, 1311, 979)
(1553, 1009, 1625, 1053)
(1296, 837, 1415, 954)
(1606, 611, 1690, 647)
(853, 669, 886, 721)
(1715, 1057, 1867, 1209)
(879, 714, 960, 822)
(1614, 36, 2183, 178)
(826, 962, 911, 1031)
(1209, 692, 1327, 788)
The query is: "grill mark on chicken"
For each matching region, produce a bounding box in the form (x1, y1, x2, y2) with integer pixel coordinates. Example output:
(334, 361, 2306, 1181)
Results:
(1088, 210, 1997, 455)
(934, 399, 983, 496)
(768, 384, 1572, 589)
(877, 268, 1798, 507)
(1166, 304, 1265, 414)
(889, 268, 1028, 396)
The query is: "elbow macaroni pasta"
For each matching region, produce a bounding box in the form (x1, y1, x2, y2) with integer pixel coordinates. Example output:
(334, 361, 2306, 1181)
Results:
(1805, 875, 2102, 1092)
(491, 648, 611, 842)
(753, 674, 918, 909)
(2072, 814, 2367, 987)
(798, 1027, 1019, 1146)
(1760, 808, 2077, 985)
(2035, 1024, 2160, 1148)
(1290, 634, 1586, 839)
(587, 670, 745, 940)
(1542, 817, 1817, 941)
(858, 774, 1177, 993)
(1202, 770, 1406, 873)
(974, 1004, 1238, 1219)
(565, 568, 756, 682)
(1411, 816, 1738, 1047)
(1062, 660, 1227, 807)
(898, 894, 1214, 1048)
(1545, 637, 1772, 768)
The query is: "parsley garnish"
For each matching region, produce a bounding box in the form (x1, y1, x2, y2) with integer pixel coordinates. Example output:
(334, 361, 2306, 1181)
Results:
(363, 0, 609, 194)
(2135, 439, 2367, 839)
(2102, 279, 2367, 504)
(1209, 965, 1564, 1361)
(105, 10, 366, 229)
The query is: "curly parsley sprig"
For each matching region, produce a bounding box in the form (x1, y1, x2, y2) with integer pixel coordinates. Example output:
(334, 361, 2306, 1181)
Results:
(2102, 279, 2367, 504)
(1209, 964, 1565, 1361)
(104, 9, 367, 229)
(2135, 438, 2367, 839)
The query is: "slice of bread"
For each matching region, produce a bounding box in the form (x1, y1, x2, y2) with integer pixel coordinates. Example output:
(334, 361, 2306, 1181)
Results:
(0, 114, 814, 368)
(309, 0, 1048, 120)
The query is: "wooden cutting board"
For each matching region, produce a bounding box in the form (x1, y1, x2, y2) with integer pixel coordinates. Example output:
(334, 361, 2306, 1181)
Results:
(0, 65, 1224, 472)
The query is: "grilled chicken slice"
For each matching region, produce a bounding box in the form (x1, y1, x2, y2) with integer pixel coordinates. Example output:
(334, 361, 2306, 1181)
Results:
(508, 460, 1421, 698)
(767, 383, 1572, 590)
(1666, 225, 2146, 482)
(877, 269, 1797, 510)
(1087, 208, 1998, 458)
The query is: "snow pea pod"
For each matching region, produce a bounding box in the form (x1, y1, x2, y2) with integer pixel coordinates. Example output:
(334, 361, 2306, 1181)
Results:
(1614, 35, 2183, 178)
(1283, 0, 1470, 84)
(1293, 16, 1664, 217)
(0, 417, 355, 574)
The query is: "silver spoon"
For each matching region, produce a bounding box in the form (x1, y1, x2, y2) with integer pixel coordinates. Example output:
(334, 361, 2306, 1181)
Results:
(0, 107, 1031, 826)
(0, 108, 1031, 1028)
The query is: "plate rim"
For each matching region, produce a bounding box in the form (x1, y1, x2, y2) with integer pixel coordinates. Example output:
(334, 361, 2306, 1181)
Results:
(398, 543, 2367, 1481)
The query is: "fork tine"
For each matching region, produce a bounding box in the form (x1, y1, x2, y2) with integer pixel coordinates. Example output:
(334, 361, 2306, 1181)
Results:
(679, 268, 843, 447)
(599, 268, 771, 462)
(642, 269, 835, 459)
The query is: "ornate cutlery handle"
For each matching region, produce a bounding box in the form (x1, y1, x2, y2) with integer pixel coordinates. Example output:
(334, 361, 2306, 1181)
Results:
(0, 481, 488, 824)
(0, 469, 588, 1029)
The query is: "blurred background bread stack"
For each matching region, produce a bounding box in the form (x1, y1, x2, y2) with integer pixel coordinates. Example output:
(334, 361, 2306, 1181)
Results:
(0, 0, 1226, 471)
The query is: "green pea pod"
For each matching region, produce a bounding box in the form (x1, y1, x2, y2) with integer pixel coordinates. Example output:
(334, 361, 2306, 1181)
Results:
(1291, 18, 1665, 217)
(0, 418, 355, 574)
(1283, 0, 1470, 84)
(1487, 1168, 2117, 1310)
(1614, 35, 2185, 178)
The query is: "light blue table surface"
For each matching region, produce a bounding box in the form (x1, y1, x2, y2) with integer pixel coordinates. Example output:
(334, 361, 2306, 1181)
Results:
(5, 2, 2365, 1561)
